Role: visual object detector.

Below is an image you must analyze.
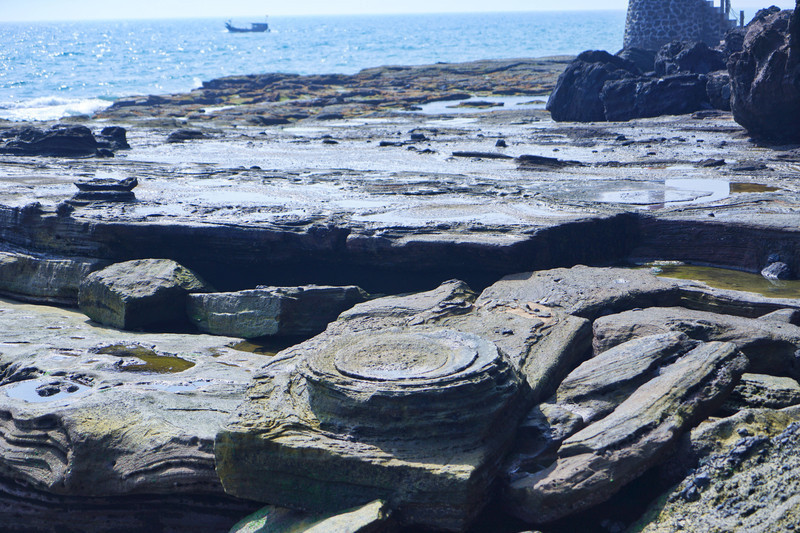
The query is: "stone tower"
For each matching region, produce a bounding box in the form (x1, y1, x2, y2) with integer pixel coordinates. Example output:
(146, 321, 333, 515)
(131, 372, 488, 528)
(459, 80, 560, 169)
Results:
(624, 0, 738, 50)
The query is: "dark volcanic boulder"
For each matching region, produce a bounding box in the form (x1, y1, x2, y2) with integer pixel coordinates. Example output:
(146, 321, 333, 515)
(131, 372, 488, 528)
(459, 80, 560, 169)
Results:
(706, 71, 732, 110)
(616, 47, 657, 74)
(97, 126, 130, 150)
(654, 41, 726, 76)
(0, 125, 98, 157)
(728, 5, 800, 141)
(601, 74, 710, 121)
(546, 50, 640, 122)
(166, 129, 206, 143)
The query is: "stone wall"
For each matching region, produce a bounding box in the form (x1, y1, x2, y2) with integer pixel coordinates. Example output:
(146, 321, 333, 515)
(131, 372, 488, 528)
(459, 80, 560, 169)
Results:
(625, 0, 737, 51)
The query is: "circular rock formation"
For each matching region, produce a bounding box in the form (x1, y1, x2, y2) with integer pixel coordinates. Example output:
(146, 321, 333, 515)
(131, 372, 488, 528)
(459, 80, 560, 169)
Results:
(302, 329, 519, 442)
(216, 325, 526, 532)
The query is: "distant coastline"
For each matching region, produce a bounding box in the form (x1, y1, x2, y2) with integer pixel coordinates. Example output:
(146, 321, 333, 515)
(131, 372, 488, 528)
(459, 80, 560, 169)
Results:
(0, 11, 624, 121)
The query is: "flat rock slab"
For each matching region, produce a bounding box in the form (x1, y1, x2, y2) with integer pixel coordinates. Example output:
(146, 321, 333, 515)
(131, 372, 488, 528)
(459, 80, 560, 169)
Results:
(505, 341, 747, 524)
(79, 258, 211, 330)
(0, 296, 267, 498)
(188, 284, 367, 338)
(216, 279, 591, 531)
(230, 500, 391, 533)
(0, 250, 106, 305)
(479, 265, 683, 320)
(592, 306, 800, 378)
(723, 372, 800, 413)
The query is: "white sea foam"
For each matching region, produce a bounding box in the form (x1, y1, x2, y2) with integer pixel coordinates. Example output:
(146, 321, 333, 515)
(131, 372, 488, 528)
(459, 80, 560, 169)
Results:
(0, 96, 114, 122)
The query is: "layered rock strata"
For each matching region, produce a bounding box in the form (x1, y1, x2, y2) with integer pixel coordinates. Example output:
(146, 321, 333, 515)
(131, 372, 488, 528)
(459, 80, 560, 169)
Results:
(79, 258, 212, 330)
(216, 280, 591, 531)
(187, 285, 368, 338)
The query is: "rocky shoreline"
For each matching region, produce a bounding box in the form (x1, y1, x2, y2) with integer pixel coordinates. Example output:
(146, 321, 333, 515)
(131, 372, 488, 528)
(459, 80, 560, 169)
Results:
(0, 13, 800, 532)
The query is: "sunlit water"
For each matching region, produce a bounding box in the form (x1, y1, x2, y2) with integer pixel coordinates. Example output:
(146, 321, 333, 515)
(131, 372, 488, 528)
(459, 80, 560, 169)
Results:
(0, 11, 625, 121)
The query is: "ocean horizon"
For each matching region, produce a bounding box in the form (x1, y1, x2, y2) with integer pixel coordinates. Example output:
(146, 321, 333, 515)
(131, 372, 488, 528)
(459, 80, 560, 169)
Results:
(0, 11, 626, 121)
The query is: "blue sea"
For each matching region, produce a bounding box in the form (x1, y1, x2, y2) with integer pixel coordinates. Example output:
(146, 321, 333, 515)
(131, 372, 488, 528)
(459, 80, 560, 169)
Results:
(0, 11, 625, 121)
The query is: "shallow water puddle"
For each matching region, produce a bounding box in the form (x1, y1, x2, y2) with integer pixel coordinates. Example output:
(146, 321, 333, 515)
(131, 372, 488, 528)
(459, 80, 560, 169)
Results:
(228, 336, 305, 356)
(599, 179, 782, 208)
(5, 379, 91, 403)
(96, 344, 196, 373)
(647, 263, 800, 299)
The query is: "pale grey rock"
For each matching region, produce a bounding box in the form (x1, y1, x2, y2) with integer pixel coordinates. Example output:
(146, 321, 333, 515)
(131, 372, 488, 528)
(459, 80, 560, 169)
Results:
(504, 342, 747, 524)
(0, 250, 105, 305)
(0, 297, 266, 499)
(592, 306, 800, 378)
(758, 307, 800, 325)
(478, 265, 681, 320)
(78, 258, 212, 330)
(229, 500, 392, 533)
(216, 279, 591, 531)
(187, 285, 367, 338)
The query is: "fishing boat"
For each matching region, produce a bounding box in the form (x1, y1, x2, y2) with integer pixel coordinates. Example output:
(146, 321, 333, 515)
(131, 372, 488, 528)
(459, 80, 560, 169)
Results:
(225, 19, 270, 33)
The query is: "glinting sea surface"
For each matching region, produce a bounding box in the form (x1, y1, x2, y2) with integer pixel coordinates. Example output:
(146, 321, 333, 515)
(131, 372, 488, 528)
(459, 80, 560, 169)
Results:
(0, 11, 625, 121)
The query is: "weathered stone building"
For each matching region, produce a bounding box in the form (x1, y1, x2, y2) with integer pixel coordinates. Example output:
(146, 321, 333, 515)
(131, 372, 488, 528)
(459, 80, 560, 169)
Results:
(624, 0, 738, 50)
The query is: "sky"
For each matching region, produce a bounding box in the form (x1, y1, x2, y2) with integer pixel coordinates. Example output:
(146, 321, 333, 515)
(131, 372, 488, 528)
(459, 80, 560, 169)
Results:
(0, 0, 795, 21)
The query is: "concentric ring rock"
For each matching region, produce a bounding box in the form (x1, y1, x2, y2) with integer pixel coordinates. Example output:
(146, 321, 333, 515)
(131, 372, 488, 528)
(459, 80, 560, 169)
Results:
(216, 324, 526, 532)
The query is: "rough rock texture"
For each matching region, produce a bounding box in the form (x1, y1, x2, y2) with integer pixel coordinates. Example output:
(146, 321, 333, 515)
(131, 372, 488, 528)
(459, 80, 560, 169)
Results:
(187, 285, 367, 338)
(722, 372, 800, 413)
(504, 341, 747, 523)
(545, 51, 639, 122)
(504, 332, 699, 479)
(600, 73, 710, 121)
(653, 41, 726, 76)
(592, 306, 800, 378)
(0, 125, 99, 157)
(728, 5, 800, 141)
(761, 260, 793, 280)
(230, 500, 393, 533)
(78, 259, 212, 330)
(705, 70, 732, 110)
(0, 250, 105, 305)
(616, 47, 656, 74)
(637, 407, 800, 531)
(216, 279, 591, 531)
(0, 297, 269, 531)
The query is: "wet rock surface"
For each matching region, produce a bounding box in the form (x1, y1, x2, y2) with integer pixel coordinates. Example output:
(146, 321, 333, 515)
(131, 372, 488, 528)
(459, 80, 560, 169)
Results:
(0, 125, 128, 158)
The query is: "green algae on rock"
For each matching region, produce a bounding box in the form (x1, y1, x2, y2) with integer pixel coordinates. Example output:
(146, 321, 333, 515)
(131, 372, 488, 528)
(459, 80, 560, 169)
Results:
(78, 258, 212, 330)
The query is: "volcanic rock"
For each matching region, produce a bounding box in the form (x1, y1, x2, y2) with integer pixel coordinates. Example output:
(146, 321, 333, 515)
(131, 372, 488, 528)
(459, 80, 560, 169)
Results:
(0, 125, 99, 157)
(705, 70, 732, 110)
(601, 73, 710, 121)
(187, 284, 368, 338)
(97, 126, 130, 150)
(761, 260, 793, 280)
(505, 341, 747, 523)
(166, 129, 206, 143)
(728, 6, 800, 141)
(653, 41, 725, 76)
(616, 47, 656, 74)
(79, 258, 212, 330)
(546, 50, 640, 122)
(638, 406, 800, 531)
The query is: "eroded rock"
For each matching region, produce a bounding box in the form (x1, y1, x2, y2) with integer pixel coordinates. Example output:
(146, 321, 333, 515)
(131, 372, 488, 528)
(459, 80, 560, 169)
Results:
(0, 250, 106, 305)
(728, 5, 800, 141)
(188, 285, 367, 338)
(722, 372, 800, 413)
(637, 407, 800, 531)
(216, 280, 591, 531)
(593, 306, 800, 378)
(505, 342, 747, 524)
(79, 258, 212, 330)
